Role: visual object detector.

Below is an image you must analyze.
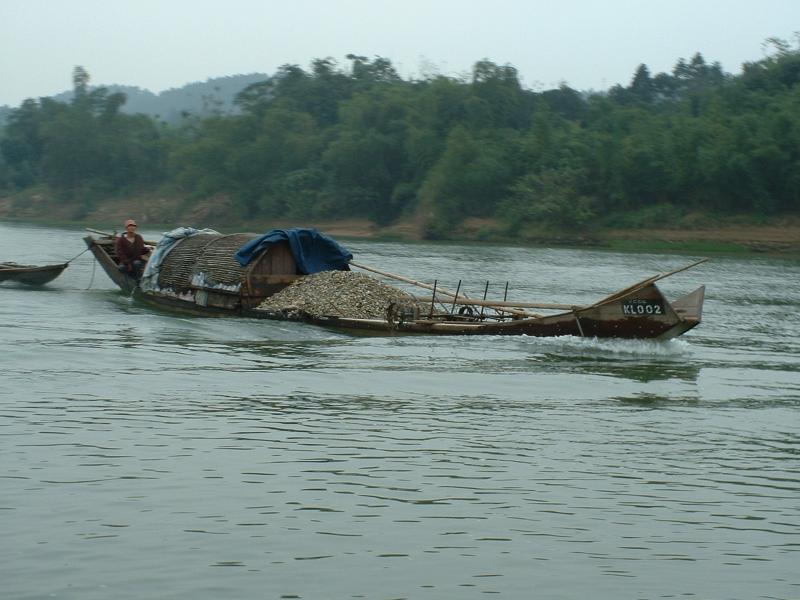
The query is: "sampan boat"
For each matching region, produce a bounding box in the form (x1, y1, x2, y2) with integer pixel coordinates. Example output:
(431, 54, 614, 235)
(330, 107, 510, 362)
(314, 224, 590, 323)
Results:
(0, 262, 68, 285)
(84, 227, 706, 340)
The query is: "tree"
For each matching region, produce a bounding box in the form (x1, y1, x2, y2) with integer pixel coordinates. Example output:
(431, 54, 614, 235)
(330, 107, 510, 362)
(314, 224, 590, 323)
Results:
(72, 66, 90, 99)
(0, 99, 48, 186)
(321, 86, 412, 222)
(501, 167, 595, 231)
(419, 125, 520, 236)
(346, 54, 401, 86)
(629, 64, 655, 104)
(469, 59, 531, 129)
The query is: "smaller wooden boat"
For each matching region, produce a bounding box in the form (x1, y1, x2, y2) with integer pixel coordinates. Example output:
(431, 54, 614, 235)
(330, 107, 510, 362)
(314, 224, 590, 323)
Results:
(0, 262, 68, 286)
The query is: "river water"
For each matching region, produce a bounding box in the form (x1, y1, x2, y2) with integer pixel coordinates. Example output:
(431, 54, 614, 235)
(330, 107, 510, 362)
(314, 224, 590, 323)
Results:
(1, 222, 798, 600)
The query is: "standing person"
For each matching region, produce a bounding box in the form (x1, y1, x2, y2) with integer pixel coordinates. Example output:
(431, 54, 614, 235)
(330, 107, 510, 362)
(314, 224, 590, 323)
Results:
(115, 219, 149, 279)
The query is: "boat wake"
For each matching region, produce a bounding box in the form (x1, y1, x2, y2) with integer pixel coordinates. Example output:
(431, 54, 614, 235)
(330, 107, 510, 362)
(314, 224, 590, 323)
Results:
(516, 334, 692, 359)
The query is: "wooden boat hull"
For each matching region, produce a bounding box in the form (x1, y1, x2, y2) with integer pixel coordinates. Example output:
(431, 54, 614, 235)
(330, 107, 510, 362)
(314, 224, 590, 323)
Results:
(84, 233, 705, 340)
(0, 262, 68, 285)
(84, 235, 140, 293)
(246, 283, 705, 341)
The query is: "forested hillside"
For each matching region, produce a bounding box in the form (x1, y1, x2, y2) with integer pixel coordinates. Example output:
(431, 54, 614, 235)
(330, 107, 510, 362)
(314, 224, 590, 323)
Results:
(1, 43, 799, 239)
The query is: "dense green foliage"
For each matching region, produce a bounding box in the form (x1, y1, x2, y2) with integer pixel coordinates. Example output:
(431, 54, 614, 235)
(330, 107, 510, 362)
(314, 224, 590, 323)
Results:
(2, 42, 800, 236)
(0, 68, 165, 200)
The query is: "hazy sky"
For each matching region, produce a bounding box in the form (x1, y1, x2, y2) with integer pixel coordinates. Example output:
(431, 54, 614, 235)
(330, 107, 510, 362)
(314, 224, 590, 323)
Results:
(1, 0, 799, 107)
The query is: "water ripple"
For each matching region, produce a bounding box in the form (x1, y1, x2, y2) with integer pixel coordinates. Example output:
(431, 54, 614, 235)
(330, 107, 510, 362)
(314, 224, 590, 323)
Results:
(3, 225, 800, 599)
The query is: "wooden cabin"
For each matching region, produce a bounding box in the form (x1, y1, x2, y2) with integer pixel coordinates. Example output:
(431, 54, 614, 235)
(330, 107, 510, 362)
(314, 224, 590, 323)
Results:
(147, 233, 301, 310)
(85, 231, 303, 313)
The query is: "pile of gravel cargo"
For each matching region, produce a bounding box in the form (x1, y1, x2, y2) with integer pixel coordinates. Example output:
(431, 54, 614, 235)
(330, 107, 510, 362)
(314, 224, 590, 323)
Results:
(257, 270, 424, 320)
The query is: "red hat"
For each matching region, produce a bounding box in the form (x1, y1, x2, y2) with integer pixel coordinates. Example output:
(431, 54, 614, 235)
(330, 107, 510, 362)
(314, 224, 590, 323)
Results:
(124, 219, 137, 227)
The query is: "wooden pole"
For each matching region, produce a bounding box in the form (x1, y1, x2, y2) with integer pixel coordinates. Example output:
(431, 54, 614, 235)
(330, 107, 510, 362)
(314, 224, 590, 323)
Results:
(85, 227, 157, 246)
(349, 260, 540, 317)
(85, 227, 116, 237)
(351, 260, 459, 297)
(587, 258, 709, 308)
(351, 258, 708, 314)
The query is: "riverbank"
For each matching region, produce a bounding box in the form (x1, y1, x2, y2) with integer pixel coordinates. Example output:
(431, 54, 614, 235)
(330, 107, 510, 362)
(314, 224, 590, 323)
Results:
(1, 190, 798, 255)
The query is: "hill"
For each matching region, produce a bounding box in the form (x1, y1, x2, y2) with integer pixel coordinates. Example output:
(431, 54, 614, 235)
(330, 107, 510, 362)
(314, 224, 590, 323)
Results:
(2, 73, 271, 124)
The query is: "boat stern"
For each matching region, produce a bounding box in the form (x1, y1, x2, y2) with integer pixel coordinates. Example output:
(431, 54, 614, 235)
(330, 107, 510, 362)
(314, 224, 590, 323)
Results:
(671, 285, 705, 323)
(655, 285, 706, 340)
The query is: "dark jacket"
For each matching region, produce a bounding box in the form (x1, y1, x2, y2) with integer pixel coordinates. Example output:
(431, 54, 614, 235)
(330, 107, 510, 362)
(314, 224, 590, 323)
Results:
(115, 233, 148, 266)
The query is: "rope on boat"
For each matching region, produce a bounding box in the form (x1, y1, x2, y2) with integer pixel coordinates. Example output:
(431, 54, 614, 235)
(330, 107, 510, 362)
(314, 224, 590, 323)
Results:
(64, 246, 92, 264)
(86, 258, 97, 290)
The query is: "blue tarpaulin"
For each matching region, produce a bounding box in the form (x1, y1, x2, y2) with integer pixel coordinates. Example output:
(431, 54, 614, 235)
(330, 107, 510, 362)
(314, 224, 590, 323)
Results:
(234, 228, 353, 274)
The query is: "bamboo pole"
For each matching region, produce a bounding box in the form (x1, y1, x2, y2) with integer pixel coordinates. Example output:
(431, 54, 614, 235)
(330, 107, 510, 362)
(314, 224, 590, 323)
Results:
(586, 258, 709, 308)
(350, 260, 458, 296)
(349, 260, 540, 317)
(85, 227, 116, 237)
(351, 258, 708, 314)
(85, 227, 158, 246)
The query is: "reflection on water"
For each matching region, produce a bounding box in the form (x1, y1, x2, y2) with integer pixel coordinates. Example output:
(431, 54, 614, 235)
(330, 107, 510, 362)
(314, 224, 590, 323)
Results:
(1, 223, 799, 599)
(5, 388, 799, 598)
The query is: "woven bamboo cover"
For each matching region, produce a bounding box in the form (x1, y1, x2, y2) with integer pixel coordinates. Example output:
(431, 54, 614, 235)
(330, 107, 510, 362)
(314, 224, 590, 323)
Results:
(157, 233, 259, 288)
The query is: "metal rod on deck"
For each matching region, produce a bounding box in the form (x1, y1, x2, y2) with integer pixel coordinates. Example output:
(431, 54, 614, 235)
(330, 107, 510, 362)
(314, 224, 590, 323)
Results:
(480, 281, 489, 318)
(349, 260, 538, 317)
(503, 281, 509, 302)
(450, 280, 462, 315)
(429, 280, 437, 318)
